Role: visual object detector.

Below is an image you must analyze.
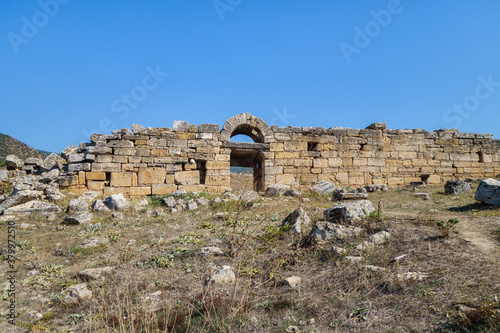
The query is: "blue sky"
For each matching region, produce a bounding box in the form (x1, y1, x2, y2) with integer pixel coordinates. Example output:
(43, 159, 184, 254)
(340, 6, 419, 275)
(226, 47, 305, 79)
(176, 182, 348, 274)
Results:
(1, 1, 500, 153)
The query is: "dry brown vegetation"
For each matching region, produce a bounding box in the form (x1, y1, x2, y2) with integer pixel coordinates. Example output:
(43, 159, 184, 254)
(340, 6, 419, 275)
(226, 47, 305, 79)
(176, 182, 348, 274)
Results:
(0, 176, 499, 332)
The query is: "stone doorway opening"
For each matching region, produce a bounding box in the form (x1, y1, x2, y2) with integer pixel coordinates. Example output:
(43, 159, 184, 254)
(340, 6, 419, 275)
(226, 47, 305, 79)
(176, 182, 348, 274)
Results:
(229, 148, 265, 192)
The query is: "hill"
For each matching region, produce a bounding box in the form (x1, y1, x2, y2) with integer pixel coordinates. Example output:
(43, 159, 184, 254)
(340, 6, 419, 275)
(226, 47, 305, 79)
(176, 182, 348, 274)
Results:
(0, 133, 50, 160)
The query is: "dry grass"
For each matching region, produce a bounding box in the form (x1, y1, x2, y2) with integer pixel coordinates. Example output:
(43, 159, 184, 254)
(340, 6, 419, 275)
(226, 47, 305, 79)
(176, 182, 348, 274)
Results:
(0, 183, 499, 332)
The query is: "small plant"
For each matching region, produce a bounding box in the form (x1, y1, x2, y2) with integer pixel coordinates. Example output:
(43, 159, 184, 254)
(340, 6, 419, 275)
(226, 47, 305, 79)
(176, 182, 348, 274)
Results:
(148, 253, 174, 268)
(107, 230, 121, 242)
(437, 218, 459, 237)
(261, 223, 291, 242)
(150, 195, 165, 207)
(86, 223, 101, 236)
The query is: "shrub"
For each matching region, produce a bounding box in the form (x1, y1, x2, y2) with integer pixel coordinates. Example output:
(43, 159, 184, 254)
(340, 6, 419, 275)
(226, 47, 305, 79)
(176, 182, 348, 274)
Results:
(437, 218, 459, 237)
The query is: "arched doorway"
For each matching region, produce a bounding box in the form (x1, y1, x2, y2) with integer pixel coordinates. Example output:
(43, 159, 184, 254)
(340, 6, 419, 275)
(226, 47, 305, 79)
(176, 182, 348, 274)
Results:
(220, 114, 272, 192)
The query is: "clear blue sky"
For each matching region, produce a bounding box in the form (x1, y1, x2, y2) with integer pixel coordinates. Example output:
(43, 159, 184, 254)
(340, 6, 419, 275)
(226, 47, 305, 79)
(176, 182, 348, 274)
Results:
(1, 1, 500, 153)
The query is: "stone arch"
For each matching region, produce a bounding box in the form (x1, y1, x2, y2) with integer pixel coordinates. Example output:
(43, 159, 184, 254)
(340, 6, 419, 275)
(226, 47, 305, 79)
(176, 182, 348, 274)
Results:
(220, 113, 273, 143)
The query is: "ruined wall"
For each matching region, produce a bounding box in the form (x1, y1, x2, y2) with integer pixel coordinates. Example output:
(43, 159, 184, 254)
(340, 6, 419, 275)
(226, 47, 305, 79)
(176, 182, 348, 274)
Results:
(61, 113, 500, 196)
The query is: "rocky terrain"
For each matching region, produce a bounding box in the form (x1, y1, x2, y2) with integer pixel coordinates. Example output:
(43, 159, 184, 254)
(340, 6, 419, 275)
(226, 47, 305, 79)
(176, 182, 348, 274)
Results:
(0, 165, 499, 332)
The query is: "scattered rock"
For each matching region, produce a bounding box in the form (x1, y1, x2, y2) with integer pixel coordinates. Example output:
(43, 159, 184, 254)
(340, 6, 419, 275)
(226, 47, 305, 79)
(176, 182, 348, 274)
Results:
(363, 265, 386, 272)
(201, 247, 224, 256)
(111, 212, 124, 219)
(6, 155, 24, 170)
(196, 197, 210, 207)
(66, 199, 88, 213)
(208, 265, 235, 284)
(61, 283, 92, 304)
(81, 236, 109, 248)
(64, 211, 92, 224)
(214, 212, 226, 219)
(40, 153, 65, 171)
(78, 267, 114, 280)
(309, 180, 336, 196)
(390, 254, 409, 263)
(264, 184, 290, 197)
(414, 193, 430, 200)
(39, 169, 60, 183)
(327, 246, 346, 255)
(285, 326, 300, 333)
(213, 197, 222, 204)
(410, 181, 427, 188)
(356, 231, 390, 250)
(20, 223, 36, 230)
(282, 207, 311, 235)
(240, 190, 259, 202)
(185, 201, 198, 211)
(365, 184, 388, 192)
(334, 187, 368, 200)
(397, 272, 428, 282)
(284, 189, 301, 197)
(444, 179, 472, 195)
(105, 193, 130, 210)
(474, 178, 500, 206)
(284, 276, 301, 289)
(223, 192, 239, 200)
(0, 190, 43, 212)
(153, 208, 164, 216)
(0, 170, 8, 182)
(61, 144, 79, 160)
(137, 198, 149, 207)
(324, 200, 375, 224)
(91, 200, 110, 212)
(346, 256, 363, 262)
(171, 189, 187, 197)
(44, 185, 65, 201)
(163, 196, 177, 208)
(3, 200, 61, 214)
(302, 197, 310, 203)
(309, 221, 363, 243)
(79, 191, 100, 202)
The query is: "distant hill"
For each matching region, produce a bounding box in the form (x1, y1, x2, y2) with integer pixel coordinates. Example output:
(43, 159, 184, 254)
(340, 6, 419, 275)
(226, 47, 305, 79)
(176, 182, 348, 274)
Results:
(0, 133, 51, 160)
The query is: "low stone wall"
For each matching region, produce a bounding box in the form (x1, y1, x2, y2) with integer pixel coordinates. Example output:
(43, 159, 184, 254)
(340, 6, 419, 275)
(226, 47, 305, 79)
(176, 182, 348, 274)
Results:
(55, 113, 500, 196)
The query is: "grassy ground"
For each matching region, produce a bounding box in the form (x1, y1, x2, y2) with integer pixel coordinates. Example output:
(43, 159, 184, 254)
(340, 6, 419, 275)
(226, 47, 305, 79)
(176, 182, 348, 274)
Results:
(0, 177, 499, 332)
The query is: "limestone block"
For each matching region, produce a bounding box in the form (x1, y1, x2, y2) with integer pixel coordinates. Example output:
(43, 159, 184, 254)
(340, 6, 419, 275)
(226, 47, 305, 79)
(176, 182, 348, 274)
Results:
(275, 152, 300, 159)
(175, 171, 200, 185)
(265, 166, 283, 175)
(206, 161, 230, 170)
(107, 140, 134, 148)
(68, 163, 91, 172)
(173, 120, 189, 132)
(86, 172, 106, 181)
(61, 145, 79, 159)
(114, 148, 136, 156)
(284, 141, 307, 151)
(206, 175, 230, 186)
(129, 187, 152, 197)
(178, 185, 205, 192)
(152, 184, 178, 195)
(92, 163, 120, 173)
(136, 148, 152, 156)
(276, 174, 295, 185)
(87, 181, 105, 191)
(110, 172, 134, 187)
(112, 156, 128, 163)
(138, 167, 166, 185)
(96, 155, 113, 163)
(87, 146, 112, 154)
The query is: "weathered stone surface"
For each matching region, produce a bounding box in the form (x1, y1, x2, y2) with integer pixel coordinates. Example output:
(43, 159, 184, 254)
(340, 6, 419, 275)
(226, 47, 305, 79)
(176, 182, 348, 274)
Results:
(444, 180, 472, 195)
(0, 190, 42, 212)
(208, 265, 235, 284)
(91, 200, 110, 212)
(282, 207, 311, 235)
(79, 191, 100, 202)
(173, 120, 189, 132)
(195, 197, 210, 207)
(40, 153, 65, 171)
(365, 184, 388, 192)
(81, 236, 109, 248)
(163, 196, 177, 208)
(240, 190, 259, 202)
(201, 247, 224, 256)
(67, 199, 88, 213)
(284, 189, 300, 197)
(174, 171, 200, 185)
(185, 200, 198, 211)
(3, 200, 61, 214)
(334, 187, 368, 200)
(61, 283, 92, 304)
(310, 180, 336, 196)
(0, 170, 8, 182)
(264, 184, 290, 197)
(475, 178, 500, 206)
(284, 276, 301, 289)
(44, 185, 65, 201)
(40, 169, 60, 183)
(78, 266, 114, 280)
(105, 193, 130, 210)
(171, 189, 187, 197)
(356, 231, 390, 250)
(68, 163, 91, 172)
(324, 200, 375, 224)
(309, 221, 363, 243)
(61, 144, 79, 159)
(414, 192, 430, 200)
(64, 211, 92, 224)
(6, 155, 24, 170)
(24, 157, 43, 166)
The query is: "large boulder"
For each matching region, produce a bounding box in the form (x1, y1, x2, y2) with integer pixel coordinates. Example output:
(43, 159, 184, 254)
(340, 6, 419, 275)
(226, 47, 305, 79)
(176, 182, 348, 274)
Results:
(105, 193, 130, 210)
(475, 178, 500, 206)
(324, 200, 375, 224)
(310, 180, 336, 196)
(66, 199, 88, 213)
(5, 155, 24, 170)
(444, 179, 472, 195)
(64, 211, 92, 224)
(282, 207, 311, 235)
(264, 184, 290, 197)
(309, 221, 363, 243)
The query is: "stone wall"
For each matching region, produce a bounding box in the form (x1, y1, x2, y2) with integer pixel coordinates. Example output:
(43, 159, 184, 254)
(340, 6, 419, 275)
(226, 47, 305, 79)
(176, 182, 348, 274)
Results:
(59, 113, 500, 196)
